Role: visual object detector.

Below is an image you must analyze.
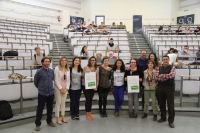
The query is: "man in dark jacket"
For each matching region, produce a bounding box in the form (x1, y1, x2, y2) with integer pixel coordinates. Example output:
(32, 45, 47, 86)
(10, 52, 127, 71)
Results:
(34, 57, 56, 131)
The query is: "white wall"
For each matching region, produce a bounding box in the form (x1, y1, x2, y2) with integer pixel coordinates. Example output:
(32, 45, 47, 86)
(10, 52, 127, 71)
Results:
(176, 8, 200, 24)
(179, 0, 200, 11)
(82, 0, 174, 33)
(170, 0, 180, 25)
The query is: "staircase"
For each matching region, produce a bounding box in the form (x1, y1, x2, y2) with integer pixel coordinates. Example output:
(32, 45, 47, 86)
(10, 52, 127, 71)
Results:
(128, 34, 152, 58)
(49, 34, 73, 68)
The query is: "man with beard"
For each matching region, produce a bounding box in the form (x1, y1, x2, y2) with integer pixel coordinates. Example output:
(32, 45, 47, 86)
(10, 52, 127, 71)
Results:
(34, 57, 55, 131)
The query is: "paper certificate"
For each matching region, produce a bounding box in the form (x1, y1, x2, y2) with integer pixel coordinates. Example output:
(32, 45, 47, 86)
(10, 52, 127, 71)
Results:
(127, 76, 140, 93)
(85, 72, 96, 89)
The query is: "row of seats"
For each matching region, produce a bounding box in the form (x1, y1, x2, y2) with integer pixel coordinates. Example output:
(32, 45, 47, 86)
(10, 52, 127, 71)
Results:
(0, 19, 50, 33)
(69, 29, 130, 61)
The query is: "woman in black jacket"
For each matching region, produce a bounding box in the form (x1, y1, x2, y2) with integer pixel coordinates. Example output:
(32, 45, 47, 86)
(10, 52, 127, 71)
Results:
(124, 58, 143, 118)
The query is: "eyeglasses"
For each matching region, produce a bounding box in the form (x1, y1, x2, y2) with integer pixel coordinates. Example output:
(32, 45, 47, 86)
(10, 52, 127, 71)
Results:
(64, 74, 66, 80)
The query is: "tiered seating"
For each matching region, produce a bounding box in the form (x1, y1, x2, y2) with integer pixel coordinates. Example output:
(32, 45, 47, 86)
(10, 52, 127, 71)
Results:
(143, 25, 200, 93)
(0, 19, 52, 101)
(143, 25, 200, 60)
(69, 28, 131, 64)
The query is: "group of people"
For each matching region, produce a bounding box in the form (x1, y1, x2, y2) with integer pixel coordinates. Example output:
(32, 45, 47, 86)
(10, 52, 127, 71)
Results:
(164, 45, 200, 67)
(157, 25, 200, 34)
(79, 38, 121, 58)
(33, 49, 176, 131)
(67, 21, 125, 35)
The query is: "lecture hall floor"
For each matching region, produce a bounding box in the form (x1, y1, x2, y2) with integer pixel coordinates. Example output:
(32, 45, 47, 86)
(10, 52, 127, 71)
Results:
(0, 114, 200, 133)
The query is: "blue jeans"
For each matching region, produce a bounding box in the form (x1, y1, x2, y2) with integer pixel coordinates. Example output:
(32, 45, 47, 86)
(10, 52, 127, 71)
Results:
(113, 85, 124, 112)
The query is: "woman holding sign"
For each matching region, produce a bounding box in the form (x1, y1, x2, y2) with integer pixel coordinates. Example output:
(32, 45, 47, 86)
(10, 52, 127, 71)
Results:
(141, 60, 158, 121)
(111, 59, 125, 117)
(98, 57, 111, 117)
(125, 58, 143, 118)
(82, 56, 99, 120)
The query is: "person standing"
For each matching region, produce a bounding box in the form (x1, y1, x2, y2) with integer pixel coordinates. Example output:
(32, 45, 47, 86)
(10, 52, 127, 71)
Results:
(54, 57, 70, 125)
(33, 46, 45, 69)
(141, 60, 158, 121)
(98, 57, 111, 117)
(34, 57, 55, 131)
(125, 58, 143, 118)
(137, 50, 148, 109)
(156, 55, 176, 128)
(82, 56, 99, 120)
(69, 57, 83, 120)
(111, 59, 125, 117)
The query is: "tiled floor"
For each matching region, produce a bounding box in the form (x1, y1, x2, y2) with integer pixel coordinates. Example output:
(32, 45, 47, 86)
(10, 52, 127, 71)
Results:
(1, 114, 200, 133)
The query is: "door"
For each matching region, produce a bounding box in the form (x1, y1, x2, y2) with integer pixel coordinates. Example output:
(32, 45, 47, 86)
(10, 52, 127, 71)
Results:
(95, 16, 105, 25)
(133, 15, 142, 34)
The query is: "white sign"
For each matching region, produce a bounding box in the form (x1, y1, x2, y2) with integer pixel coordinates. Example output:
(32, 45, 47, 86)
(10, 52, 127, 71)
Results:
(127, 76, 140, 93)
(85, 72, 96, 89)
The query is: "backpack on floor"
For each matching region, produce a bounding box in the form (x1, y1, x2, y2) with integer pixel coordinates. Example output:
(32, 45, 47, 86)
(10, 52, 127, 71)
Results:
(0, 100, 13, 120)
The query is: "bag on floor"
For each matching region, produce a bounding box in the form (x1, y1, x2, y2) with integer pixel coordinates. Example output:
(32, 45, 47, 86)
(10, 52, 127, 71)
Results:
(0, 100, 13, 120)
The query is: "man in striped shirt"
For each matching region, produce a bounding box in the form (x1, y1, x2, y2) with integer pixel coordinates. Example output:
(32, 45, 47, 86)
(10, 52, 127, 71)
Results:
(155, 55, 176, 128)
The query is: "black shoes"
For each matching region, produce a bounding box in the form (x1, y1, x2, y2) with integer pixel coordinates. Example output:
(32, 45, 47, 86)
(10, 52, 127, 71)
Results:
(71, 115, 79, 120)
(75, 115, 80, 120)
(133, 113, 137, 118)
(71, 116, 75, 120)
(103, 110, 108, 117)
(100, 110, 104, 117)
(169, 123, 175, 128)
(141, 114, 147, 119)
(153, 115, 157, 121)
(157, 118, 167, 123)
(129, 112, 137, 118)
(129, 112, 133, 118)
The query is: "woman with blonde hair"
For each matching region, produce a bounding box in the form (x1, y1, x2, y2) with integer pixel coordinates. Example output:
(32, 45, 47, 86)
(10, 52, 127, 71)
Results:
(54, 57, 70, 124)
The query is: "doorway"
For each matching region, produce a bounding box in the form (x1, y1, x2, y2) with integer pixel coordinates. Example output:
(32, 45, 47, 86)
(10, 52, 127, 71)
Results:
(133, 15, 142, 34)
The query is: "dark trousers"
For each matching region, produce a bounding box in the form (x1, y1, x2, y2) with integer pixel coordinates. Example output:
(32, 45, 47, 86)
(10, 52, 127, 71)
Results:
(69, 89, 82, 116)
(35, 94, 54, 126)
(113, 85, 124, 112)
(159, 86, 175, 123)
(82, 85, 94, 112)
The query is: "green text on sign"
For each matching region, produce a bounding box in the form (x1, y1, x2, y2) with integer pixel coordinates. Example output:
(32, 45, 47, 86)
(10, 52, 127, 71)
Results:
(88, 82, 96, 87)
(131, 86, 139, 90)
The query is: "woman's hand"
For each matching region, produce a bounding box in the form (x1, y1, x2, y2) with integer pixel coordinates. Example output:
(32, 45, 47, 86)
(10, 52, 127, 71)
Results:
(139, 78, 142, 82)
(124, 77, 127, 81)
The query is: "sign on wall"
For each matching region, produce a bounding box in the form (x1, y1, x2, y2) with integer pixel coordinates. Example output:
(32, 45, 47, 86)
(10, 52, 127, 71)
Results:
(177, 14, 194, 24)
(70, 16, 84, 25)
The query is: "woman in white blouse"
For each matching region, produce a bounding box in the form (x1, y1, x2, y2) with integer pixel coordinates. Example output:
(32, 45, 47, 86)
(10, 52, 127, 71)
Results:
(54, 57, 70, 125)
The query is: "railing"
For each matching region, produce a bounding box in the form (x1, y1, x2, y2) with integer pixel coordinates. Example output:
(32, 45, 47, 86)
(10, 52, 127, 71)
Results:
(153, 40, 200, 53)
(0, 31, 48, 39)
(179, 75, 200, 107)
(0, 56, 53, 70)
